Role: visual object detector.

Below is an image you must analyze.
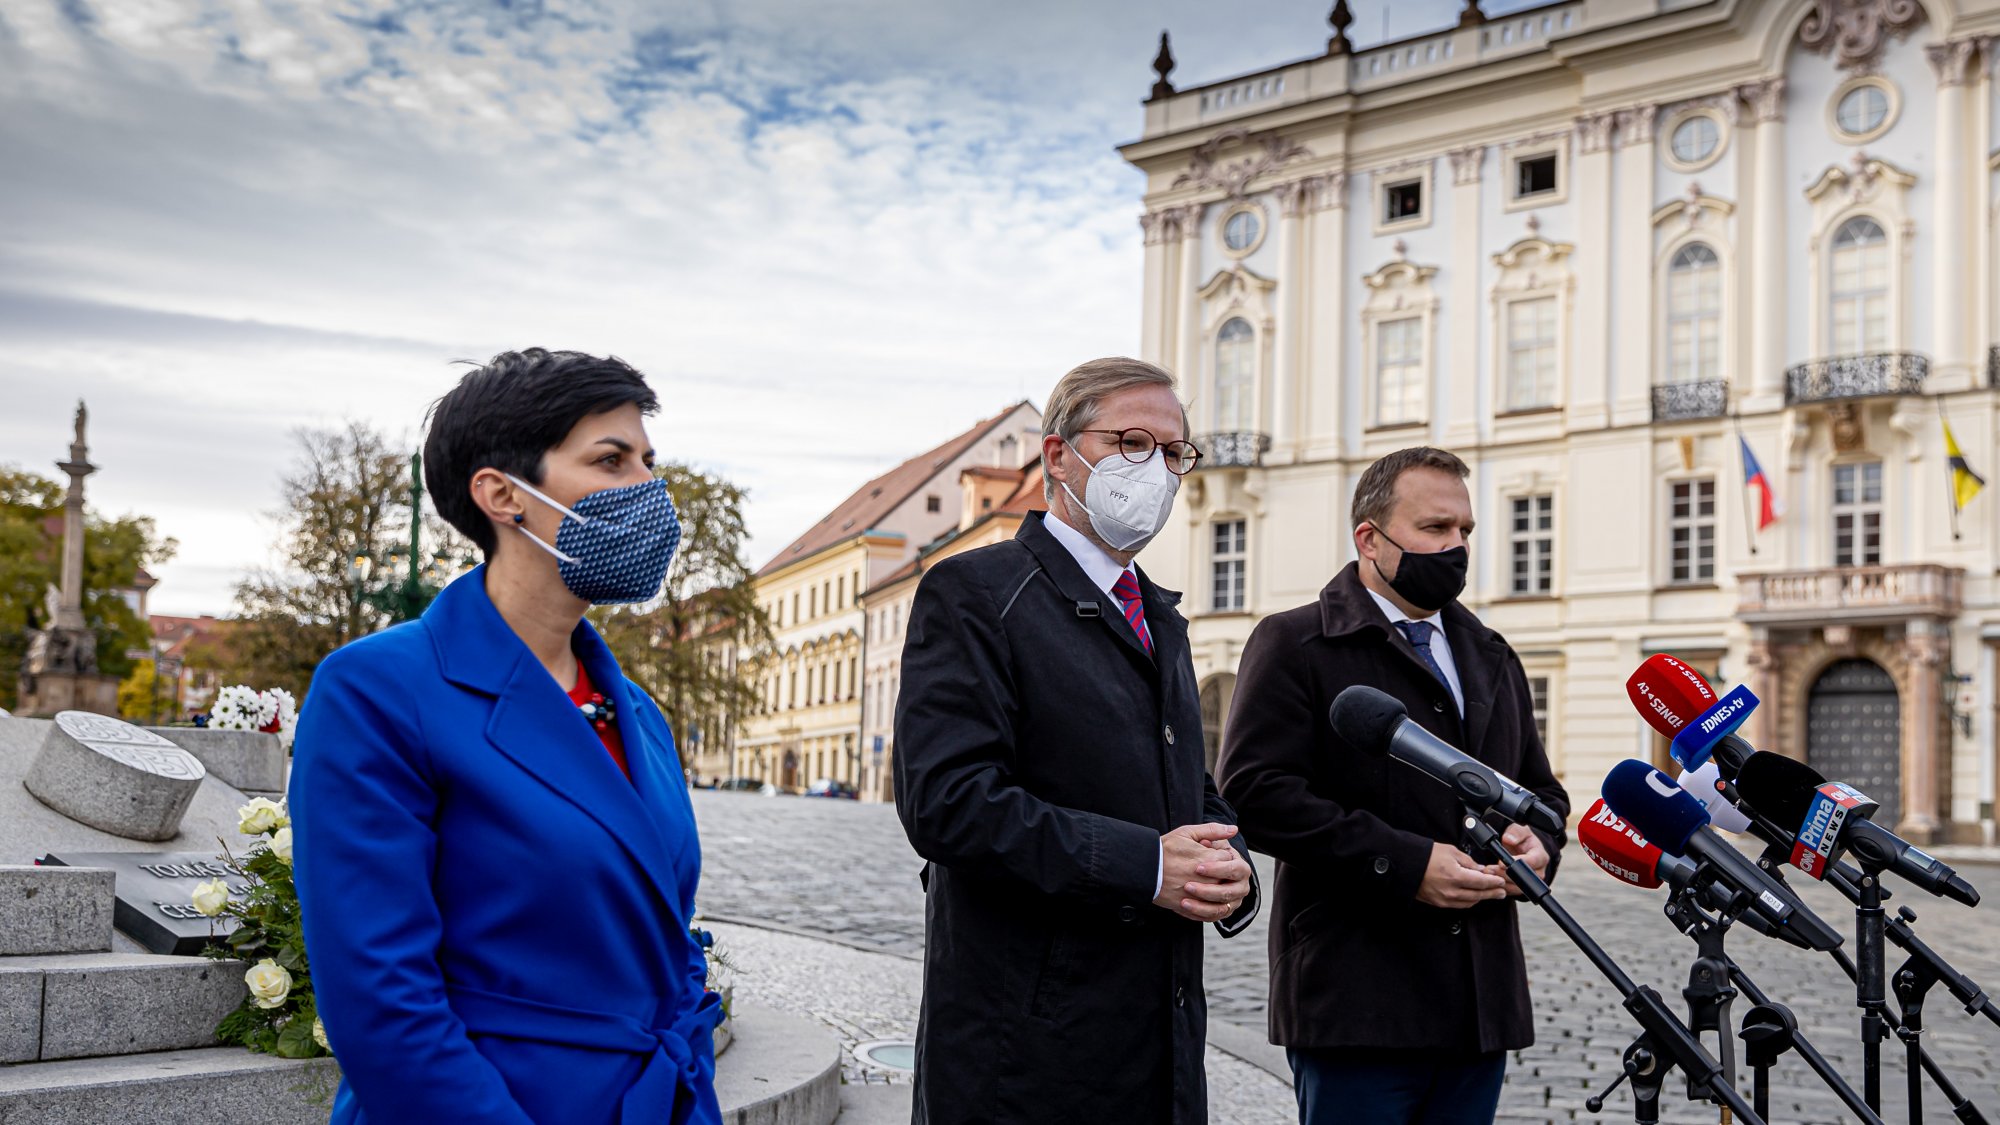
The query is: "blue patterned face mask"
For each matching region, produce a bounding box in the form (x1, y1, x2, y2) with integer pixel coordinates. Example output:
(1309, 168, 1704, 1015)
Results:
(505, 473, 681, 605)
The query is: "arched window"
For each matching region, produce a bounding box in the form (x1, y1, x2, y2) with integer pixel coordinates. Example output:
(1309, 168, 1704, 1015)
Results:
(1830, 218, 1888, 354)
(1214, 318, 1255, 431)
(1666, 243, 1721, 383)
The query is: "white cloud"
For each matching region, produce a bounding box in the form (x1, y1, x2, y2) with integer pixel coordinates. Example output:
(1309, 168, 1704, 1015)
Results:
(0, 0, 1470, 615)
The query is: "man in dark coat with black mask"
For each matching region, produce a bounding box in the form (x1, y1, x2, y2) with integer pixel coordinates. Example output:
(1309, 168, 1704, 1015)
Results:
(1218, 446, 1569, 1125)
(895, 357, 1259, 1125)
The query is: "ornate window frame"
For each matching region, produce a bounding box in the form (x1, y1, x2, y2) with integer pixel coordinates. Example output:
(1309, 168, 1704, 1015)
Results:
(1196, 265, 1277, 436)
(1827, 75, 1901, 146)
(1503, 137, 1570, 213)
(1661, 104, 1730, 174)
(1650, 192, 1737, 391)
(1372, 159, 1435, 235)
(1216, 201, 1268, 259)
(1490, 237, 1576, 421)
(1804, 157, 1916, 357)
(1360, 256, 1440, 438)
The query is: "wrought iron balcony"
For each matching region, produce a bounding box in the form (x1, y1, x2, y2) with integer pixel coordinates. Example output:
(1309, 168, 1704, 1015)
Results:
(1737, 563, 1962, 624)
(1784, 352, 1928, 404)
(1651, 379, 1730, 422)
(1194, 431, 1272, 469)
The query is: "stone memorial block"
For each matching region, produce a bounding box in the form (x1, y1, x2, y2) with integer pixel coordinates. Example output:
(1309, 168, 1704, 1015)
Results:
(147, 727, 285, 793)
(24, 712, 206, 842)
(40, 852, 242, 956)
(0, 864, 114, 955)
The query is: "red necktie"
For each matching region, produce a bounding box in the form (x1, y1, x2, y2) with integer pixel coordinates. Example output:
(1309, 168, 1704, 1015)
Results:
(1112, 571, 1152, 654)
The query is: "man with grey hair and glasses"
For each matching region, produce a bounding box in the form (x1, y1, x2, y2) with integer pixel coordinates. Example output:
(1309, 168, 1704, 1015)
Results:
(895, 357, 1259, 1124)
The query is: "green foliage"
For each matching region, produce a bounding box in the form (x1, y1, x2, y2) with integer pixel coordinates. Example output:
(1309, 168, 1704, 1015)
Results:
(202, 825, 328, 1060)
(116, 659, 156, 722)
(594, 462, 772, 774)
(0, 464, 177, 710)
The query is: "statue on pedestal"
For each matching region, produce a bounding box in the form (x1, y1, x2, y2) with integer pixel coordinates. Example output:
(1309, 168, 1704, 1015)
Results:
(17, 401, 118, 717)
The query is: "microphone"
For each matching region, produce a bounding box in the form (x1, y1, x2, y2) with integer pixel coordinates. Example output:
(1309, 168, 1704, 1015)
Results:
(1577, 799, 1807, 948)
(1330, 685, 1564, 835)
(1676, 759, 1753, 834)
(1601, 759, 1844, 950)
(1624, 653, 1760, 770)
(1734, 752, 1980, 907)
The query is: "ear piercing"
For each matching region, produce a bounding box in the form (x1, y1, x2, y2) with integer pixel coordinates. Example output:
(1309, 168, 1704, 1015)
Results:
(514, 514, 525, 524)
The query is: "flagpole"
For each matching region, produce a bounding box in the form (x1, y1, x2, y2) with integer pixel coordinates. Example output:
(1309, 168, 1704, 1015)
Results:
(1734, 410, 1758, 556)
(1940, 395, 1963, 542)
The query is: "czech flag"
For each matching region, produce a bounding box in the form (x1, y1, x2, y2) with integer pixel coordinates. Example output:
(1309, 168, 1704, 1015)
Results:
(1740, 434, 1778, 531)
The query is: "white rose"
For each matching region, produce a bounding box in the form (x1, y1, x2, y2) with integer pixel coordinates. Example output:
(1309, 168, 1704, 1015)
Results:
(245, 958, 292, 1009)
(268, 826, 293, 866)
(312, 1017, 329, 1052)
(238, 797, 288, 836)
(191, 879, 230, 917)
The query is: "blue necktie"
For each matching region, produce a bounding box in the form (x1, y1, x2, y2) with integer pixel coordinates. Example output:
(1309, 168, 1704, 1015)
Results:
(1396, 620, 1448, 688)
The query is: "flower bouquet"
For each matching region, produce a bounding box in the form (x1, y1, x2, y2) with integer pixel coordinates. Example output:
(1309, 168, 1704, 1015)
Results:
(197, 797, 328, 1059)
(206, 685, 300, 751)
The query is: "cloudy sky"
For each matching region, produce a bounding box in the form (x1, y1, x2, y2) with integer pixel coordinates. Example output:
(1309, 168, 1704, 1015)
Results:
(0, 0, 1484, 616)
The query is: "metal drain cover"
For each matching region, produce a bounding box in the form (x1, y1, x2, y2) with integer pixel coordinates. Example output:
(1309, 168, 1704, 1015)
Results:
(855, 1039, 917, 1071)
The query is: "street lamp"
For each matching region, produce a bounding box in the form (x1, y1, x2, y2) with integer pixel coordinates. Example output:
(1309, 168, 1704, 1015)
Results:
(346, 453, 473, 627)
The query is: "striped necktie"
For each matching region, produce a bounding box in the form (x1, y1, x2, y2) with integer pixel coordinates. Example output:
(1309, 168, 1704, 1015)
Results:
(1112, 570, 1153, 654)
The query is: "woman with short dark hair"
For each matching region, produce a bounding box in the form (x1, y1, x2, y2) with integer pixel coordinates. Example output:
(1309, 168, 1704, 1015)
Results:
(292, 348, 721, 1124)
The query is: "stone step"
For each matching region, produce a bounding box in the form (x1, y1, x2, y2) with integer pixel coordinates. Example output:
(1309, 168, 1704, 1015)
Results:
(836, 1082, 914, 1124)
(0, 952, 247, 1063)
(716, 1001, 842, 1125)
(0, 1046, 338, 1123)
(0, 864, 114, 955)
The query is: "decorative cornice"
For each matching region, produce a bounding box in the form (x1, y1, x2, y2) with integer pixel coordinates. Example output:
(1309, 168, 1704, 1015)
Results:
(1503, 129, 1570, 152)
(1305, 171, 1348, 212)
(1804, 151, 1918, 204)
(1575, 113, 1615, 155)
(1274, 178, 1310, 218)
(1197, 263, 1278, 302)
(1362, 256, 1440, 292)
(1492, 236, 1576, 270)
(1140, 210, 1170, 245)
(1927, 38, 1980, 88)
(1367, 156, 1434, 186)
(1170, 201, 1204, 241)
(1172, 128, 1312, 200)
(1798, 0, 1925, 73)
(1614, 105, 1657, 147)
(1736, 78, 1786, 124)
(1650, 183, 1737, 230)
(1448, 144, 1485, 184)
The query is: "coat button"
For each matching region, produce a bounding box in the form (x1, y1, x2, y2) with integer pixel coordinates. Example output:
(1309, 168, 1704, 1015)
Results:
(1164, 725, 1176, 745)
(1449, 922, 1464, 936)
(1175, 986, 1186, 1008)
(1372, 856, 1391, 875)
(1118, 905, 1137, 923)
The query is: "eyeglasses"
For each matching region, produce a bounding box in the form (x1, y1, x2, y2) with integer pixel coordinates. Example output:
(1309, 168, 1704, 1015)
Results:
(1076, 429, 1203, 475)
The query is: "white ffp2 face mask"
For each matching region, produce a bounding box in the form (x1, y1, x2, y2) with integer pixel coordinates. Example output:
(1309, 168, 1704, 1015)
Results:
(1058, 440, 1180, 552)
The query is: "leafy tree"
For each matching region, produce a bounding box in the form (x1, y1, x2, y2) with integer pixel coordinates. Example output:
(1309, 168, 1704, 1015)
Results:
(117, 658, 157, 722)
(0, 464, 177, 710)
(225, 423, 471, 700)
(595, 462, 772, 774)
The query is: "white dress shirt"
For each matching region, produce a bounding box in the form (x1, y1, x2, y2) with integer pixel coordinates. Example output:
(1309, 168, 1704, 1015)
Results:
(1043, 512, 1165, 898)
(1365, 585, 1466, 718)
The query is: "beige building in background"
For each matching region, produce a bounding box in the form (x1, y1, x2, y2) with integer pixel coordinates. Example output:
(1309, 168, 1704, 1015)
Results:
(734, 402, 1042, 793)
(1123, 0, 2000, 842)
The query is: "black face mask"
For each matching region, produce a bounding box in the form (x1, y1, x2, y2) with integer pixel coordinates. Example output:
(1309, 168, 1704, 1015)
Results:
(1369, 527, 1468, 613)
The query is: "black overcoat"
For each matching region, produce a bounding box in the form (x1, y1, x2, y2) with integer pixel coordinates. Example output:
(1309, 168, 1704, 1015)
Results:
(894, 512, 1258, 1125)
(1217, 562, 1569, 1053)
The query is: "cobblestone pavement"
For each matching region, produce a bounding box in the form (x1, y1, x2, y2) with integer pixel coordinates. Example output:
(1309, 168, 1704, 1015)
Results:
(692, 791, 2000, 1123)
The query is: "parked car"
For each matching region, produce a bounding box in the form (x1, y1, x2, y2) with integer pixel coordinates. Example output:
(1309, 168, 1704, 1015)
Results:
(716, 777, 776, 795)
(803, 778, 859, 800)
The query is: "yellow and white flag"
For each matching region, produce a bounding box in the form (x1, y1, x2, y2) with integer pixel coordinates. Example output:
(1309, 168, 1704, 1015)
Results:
(1945, 418, 1985, 513)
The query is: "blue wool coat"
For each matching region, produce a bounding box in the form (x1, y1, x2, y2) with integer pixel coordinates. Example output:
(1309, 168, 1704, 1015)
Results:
(291, 567, 720, 1125)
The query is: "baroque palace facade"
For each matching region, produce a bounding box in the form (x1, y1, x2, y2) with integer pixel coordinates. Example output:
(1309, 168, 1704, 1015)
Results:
(1123, 0, 2000, 842)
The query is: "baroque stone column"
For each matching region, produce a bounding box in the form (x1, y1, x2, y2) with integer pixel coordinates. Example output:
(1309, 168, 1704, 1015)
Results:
(1304, 173, 1348, 462)
(1739, 79, 1788, 407)
(1270, 179, 1309, 460)
(1929, 39, 1979, 384)
(1174, 203, 1205, 408)
(1610, 106, 1657, 426)
(1139, 210, 1172, 365)
(1745, 631, 1778, 757)
(1901, 626, 1947, 842)
(1572, 113, 1615, 431)
(1443, 145, 1485, 450)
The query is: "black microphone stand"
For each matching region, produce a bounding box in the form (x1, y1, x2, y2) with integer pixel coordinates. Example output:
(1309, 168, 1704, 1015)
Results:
(1658, 877, 1885, 1124)
(1888, 900, 1998, 1124)
(1457, 808, 1766, 1125)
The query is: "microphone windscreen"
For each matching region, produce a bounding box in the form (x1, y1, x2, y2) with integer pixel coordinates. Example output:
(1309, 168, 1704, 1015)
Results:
(1577, 798, 1666, 889)
(1677, 761, 1753, 834)
(1733, 752, 1827, 829)
(1626, 654, 1719, 740)
(1601, 759, 1708, 854)
(1329, 685, 1408, 757)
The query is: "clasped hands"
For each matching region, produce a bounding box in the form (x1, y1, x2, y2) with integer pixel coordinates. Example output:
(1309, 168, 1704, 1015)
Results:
(1153, 823, 1252, 923)
(1416, 824, 1551, 910)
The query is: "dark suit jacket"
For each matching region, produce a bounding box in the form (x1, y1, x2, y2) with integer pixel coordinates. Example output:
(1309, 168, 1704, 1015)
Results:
(1217, 562, 1568, 1053)
(894, 511, 1257, 1125)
